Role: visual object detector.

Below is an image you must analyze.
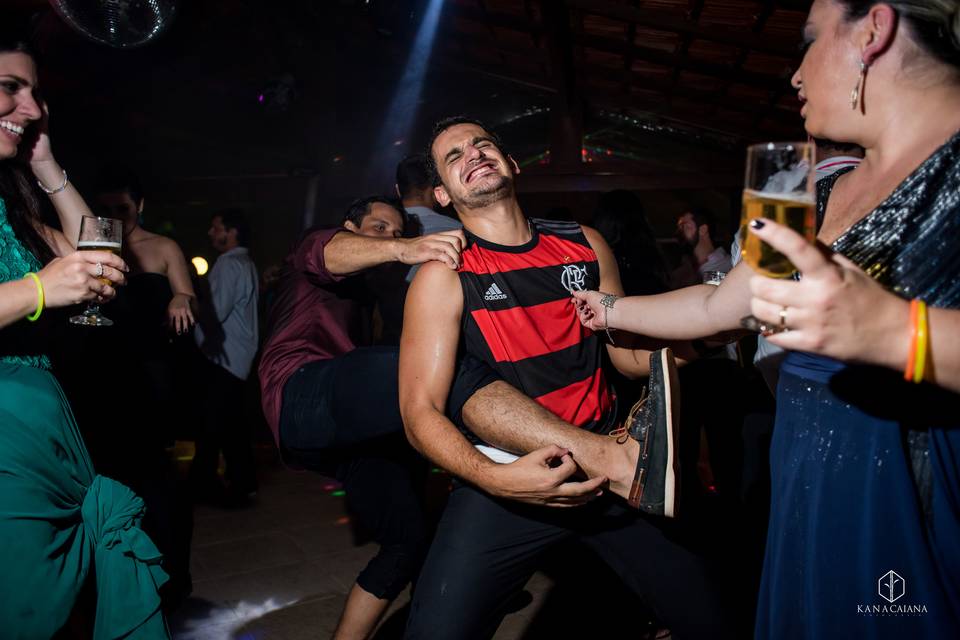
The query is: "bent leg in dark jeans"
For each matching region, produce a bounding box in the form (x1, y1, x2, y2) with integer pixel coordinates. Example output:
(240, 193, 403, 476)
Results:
(279, 346, 428, 599)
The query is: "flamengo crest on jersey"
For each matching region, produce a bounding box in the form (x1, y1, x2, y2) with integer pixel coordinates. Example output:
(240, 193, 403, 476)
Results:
(457, 218, 613, 430)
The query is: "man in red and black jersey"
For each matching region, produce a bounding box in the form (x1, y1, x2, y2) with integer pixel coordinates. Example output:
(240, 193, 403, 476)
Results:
(399, 118, 729, 639)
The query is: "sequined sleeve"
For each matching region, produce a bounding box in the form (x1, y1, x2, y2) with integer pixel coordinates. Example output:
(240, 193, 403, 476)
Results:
(821, 131, 960, 309)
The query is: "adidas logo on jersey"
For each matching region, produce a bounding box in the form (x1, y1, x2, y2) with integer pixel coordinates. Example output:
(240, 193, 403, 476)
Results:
(484, 283, 508, 301)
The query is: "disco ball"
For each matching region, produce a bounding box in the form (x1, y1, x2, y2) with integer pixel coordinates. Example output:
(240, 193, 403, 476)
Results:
(49, 0, 179, 49)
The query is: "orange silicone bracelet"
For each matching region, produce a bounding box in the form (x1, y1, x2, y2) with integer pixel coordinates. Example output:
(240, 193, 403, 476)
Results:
(904, 299, 919, 382)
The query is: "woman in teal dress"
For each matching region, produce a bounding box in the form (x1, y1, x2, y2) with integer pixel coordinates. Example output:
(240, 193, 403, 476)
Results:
(0, 36, 169, 638)
(573, 1, 960, 637)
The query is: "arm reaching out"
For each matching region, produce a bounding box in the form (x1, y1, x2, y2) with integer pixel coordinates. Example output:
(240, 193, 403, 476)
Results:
(163, 239, 197, 334)
(571, 259, 754, 340)
(324, 229, 467, 276)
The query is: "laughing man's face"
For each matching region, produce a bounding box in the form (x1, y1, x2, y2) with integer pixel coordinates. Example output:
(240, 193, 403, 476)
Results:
(431, 123, 518, 210)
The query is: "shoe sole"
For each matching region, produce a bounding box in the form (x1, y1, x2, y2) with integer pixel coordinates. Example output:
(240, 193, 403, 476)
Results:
(660, 348, 681, 518)
(627, 348, 681, 517)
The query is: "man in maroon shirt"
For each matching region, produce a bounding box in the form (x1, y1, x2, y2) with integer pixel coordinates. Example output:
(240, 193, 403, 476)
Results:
(259, 195, 466, 638)
(260, 193, 627, 637)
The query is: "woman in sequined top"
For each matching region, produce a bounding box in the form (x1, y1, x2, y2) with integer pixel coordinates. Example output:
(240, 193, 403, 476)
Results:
(0, 35, 170, 637)
(574, 1, 960, 638)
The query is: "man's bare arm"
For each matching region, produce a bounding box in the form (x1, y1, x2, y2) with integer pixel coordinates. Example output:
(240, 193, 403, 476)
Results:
(324, 229, 466, 276)
(399, 261, 605, 506)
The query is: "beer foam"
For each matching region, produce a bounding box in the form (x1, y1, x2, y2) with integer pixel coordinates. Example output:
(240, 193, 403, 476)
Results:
(78, 241, 122, 250)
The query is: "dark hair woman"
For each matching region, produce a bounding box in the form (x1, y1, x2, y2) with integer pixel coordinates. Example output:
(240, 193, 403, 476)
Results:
(0, 35, 169, 637)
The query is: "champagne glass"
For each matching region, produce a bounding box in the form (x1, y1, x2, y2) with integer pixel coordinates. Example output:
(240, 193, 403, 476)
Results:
(739, 142, 815, 332)
(69, 216, 123, 327)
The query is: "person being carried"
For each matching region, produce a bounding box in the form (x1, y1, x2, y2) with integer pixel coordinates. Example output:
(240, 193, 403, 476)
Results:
(399, 116, 731, 639)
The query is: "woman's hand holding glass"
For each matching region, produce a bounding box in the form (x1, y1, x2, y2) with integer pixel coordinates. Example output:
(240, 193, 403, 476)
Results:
(746, 218, 909, 367)
(38, 249, 128, 308)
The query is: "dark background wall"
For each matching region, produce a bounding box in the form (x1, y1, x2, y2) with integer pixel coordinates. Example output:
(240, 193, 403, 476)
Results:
(12, 0, 759, 272)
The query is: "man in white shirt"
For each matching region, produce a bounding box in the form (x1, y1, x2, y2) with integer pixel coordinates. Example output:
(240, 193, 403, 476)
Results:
(192, 209, 260, 502)
(673, 207, 732, 287)
(395, 153, 462, 282)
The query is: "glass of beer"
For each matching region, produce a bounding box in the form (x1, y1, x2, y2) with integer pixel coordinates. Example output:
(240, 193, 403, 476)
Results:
(740, 142, 816, 276)
(740, 142, 815, 332)
(69, 216, 122, 327)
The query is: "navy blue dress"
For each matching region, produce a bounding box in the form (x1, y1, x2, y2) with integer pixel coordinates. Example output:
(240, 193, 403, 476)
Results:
(756, 132, 960, 639)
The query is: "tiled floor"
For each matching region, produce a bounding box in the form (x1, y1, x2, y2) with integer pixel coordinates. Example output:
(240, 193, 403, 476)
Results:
(168, 453, 562, 640)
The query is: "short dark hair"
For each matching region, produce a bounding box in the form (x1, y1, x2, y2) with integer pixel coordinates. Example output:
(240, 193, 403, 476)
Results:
(682, 207, 715, 233)
(215, 208, 251, 247)
(342, 195, 404, 229)
(396, 153, 433, 199)
(96, 167, 145, 204)
(425, 116, 505, 186)
(0, 30, 35, 58)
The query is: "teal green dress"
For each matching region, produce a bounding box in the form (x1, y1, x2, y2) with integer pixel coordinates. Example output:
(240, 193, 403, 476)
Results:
(0, 197, 169, 639)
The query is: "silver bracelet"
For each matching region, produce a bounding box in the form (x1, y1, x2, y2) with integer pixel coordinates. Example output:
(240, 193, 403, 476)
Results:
(36, 168, 68, 195)
(599, 292, 619, 346)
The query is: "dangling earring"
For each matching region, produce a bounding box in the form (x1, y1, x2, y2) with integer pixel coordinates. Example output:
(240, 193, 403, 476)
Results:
(850, 60, 868, 112)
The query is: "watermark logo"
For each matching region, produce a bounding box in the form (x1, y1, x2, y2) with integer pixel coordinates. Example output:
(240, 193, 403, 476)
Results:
(561, 264, 587, 292)
(857, 570, 927, 617)
(879, 570, 905, 603)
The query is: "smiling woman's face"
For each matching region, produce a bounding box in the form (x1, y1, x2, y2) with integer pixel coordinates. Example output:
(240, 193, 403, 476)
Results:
(0, 51, 41, 161)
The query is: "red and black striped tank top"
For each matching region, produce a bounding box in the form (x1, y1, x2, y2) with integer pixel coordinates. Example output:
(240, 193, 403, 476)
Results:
(457, 218, 613, 430)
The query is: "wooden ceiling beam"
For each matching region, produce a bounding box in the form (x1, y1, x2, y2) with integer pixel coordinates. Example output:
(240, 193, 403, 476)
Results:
(539, 0, 584, 171)
(565, 0, 799, 56)
(515, 169, 742, 193)
(432, 50, 801, 140)
(576, 32, 789, 91)
(448, 5, 542, 36)
(442, 30, 549, 62)
(713, 0, 782, 111)
(448, 6, 793, 93)
(669, 0, 706, 84)
(581, 63, 799, 124)
(586, 87, 802, 140)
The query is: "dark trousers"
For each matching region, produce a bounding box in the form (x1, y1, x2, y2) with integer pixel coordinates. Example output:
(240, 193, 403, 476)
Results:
(279, 346, 429, 600)
(192, 359, 257, 493)
(405, 484, 732, 640)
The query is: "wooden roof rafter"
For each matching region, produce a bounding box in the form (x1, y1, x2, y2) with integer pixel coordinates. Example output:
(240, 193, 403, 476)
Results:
(441, 0, 809, 140)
